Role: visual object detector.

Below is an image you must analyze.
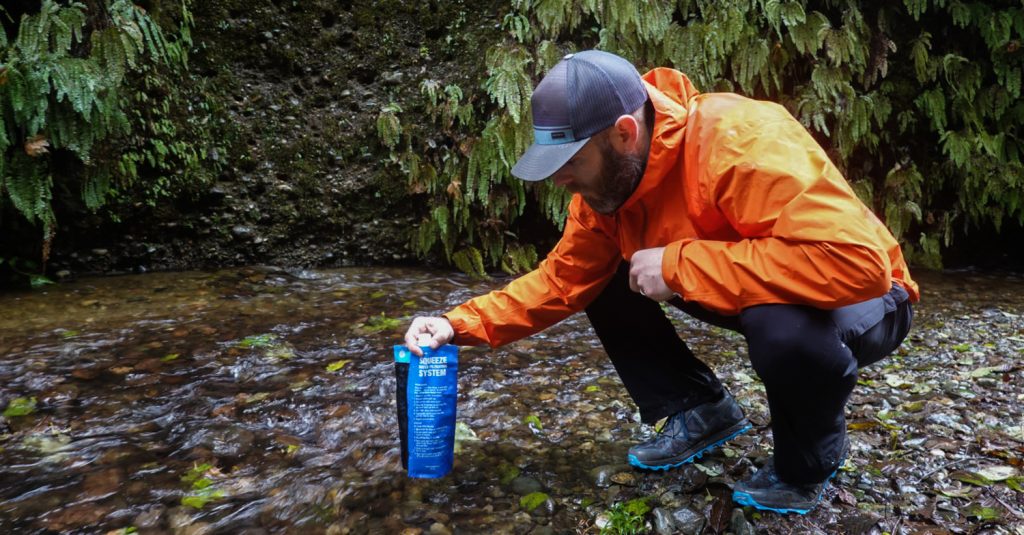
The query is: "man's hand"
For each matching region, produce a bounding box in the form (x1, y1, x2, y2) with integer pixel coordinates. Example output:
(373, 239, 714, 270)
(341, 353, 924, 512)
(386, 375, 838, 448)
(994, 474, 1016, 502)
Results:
(629, 247, 675, 301)
(403, 316, 455, 357)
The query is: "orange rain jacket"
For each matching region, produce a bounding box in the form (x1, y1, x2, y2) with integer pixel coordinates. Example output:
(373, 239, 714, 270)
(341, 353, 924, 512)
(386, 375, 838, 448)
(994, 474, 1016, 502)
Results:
(445, 68, 919, 348)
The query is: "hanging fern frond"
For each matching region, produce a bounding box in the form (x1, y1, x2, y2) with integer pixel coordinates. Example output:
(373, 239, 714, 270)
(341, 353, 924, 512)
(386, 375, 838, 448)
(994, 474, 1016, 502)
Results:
(789, 11, 830, 56)
(452, 246, 487, 279)
(483, 44, 533, 122)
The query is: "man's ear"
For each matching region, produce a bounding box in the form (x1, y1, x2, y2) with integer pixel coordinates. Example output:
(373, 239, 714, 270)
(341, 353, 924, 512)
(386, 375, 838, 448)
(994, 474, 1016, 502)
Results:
(609, 114, 641, 155)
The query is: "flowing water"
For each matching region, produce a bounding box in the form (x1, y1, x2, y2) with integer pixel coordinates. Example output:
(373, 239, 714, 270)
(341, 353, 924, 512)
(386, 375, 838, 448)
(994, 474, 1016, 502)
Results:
(0, 267, 1021, 534)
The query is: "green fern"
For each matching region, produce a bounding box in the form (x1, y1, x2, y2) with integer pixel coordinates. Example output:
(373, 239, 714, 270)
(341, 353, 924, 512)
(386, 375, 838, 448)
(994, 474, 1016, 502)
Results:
(1, 0, 206, 269)
(484, 44, 533, 122)
(904, 0, 927, 21)
(453, 247, 487, 279)
(789, 11, 830, 56)
(376, 103, 403, 149)
(392, 0, 1024, 274)
(502, 243, 538, 275)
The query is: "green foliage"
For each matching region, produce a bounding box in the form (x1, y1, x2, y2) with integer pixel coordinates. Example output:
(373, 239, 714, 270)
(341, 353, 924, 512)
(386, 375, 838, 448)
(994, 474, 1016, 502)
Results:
(0, 0, 219, 272)
(601, 497, 651, 535)
(237, 334, 277, 348)
(376, 103, 403, 149)
(518, 491, 549, 512)
(362, 313, 402, 333)
(3, 396, 37, 417)
(325, 359, 350, 372)
(383, 0, 1024, 272)
(453, 246, 487, 279)
(180, 463, 226, 509)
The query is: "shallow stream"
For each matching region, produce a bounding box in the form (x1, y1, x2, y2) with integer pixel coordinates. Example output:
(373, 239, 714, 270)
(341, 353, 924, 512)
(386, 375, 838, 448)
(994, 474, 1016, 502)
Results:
(1, 267, 1022, 534)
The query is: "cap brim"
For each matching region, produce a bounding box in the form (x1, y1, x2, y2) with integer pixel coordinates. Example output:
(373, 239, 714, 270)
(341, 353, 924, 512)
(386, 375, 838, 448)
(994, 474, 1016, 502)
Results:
(511, 138, 589, 181)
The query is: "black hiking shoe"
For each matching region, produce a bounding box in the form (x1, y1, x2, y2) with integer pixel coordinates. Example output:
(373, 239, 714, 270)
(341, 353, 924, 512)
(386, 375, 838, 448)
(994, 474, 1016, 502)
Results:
(732, 439, 850, 515)
(627, 391, 751, 470)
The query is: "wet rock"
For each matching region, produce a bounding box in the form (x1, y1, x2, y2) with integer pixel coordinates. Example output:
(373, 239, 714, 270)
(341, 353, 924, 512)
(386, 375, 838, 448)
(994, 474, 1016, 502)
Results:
(512, 511, 532, 525)
(609, 472, 637, 486)
(657, 490, 684, 509)
(167, 507, 193, 532)
(671, 506, 706, 535)
(652, 507, 675, 535)
(589, 464, 632, 488)
(730, 508, 755, 535)
(838, 511, 882, 534)
(82, 467, 124, 499)
(381, 71, 404, 85)
(510, 476, 542, 495)
(400, 501, 429, 524)
(676, 464, 709, 492)
(180, 522, 212, 535)
(428, 522, 451, 535)
(426, 511, 450, 524)
(40, 384, 79, 406)
(232, 225, 255, 239)
(72, 368, 97, 383)
(528, 496, 556, 517)
(42, 502, 115, 531)
(186, 425, 256, 461)
(134, 505, 166, 530)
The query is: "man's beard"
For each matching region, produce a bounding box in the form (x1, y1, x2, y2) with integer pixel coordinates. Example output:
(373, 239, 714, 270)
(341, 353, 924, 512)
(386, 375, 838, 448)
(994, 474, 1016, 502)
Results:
(581, 140, 647, 215)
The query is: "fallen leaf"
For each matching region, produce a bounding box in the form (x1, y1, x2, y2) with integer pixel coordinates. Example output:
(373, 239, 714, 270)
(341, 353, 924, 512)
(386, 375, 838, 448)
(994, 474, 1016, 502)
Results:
(836, 487, 858, 506)
(848, 420, 881, 431)
(969, 366, 1002, 378)
(326, 359, 350, 372)
(976, 465, 1016, 482)
(693, 462, 723, 477)
(25, 134, 50, 157)
(885, 373, 911, 388)
(935, 486, 974, 498)
(965, 504, 1000, 521)
(951, 470, 993, 487)
(454, 421, 479, 453)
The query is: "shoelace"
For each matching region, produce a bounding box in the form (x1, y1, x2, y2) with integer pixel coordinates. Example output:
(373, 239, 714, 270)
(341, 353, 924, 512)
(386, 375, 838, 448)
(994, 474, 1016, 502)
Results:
(751, 459, 781, 486)
(656, 411, 691, 441)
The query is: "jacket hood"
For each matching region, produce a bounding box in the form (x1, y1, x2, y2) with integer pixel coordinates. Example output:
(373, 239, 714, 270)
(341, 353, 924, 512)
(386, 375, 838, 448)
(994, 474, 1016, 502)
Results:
(616, 68, 702, 213)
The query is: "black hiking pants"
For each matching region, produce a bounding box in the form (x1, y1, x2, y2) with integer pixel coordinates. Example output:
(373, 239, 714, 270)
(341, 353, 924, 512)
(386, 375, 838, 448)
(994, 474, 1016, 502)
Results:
(585, 262, 913, 485)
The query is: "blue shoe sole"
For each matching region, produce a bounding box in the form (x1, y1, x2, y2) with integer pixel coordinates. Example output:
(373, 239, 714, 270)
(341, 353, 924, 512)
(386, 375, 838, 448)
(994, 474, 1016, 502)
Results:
(731, 465, 841, 515)
(628, 422, 752, 471)
(732, 490, 812, 515)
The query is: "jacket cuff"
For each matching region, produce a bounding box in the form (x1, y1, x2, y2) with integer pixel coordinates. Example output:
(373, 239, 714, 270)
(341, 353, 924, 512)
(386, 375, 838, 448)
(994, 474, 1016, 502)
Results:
(442, 306, 486, 347)
(661, 239, 694, 298)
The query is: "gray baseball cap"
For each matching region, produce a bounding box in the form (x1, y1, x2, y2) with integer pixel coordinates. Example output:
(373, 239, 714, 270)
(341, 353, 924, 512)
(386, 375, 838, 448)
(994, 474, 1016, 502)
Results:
(511, 50, 648, 181)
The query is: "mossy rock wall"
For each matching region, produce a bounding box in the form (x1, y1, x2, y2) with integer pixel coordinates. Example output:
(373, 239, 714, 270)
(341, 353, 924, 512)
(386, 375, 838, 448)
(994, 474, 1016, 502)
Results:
(43, 0, 505, 275)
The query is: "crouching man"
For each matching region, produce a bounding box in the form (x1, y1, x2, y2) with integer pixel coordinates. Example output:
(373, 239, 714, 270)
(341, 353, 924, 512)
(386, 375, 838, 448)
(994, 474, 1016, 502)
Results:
(404, 50, 916, 514)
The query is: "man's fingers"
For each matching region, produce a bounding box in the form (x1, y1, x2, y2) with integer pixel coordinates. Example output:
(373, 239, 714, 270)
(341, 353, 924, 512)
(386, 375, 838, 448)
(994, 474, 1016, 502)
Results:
(404, 317, 454, 355)
(404, 318, 427, 356)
